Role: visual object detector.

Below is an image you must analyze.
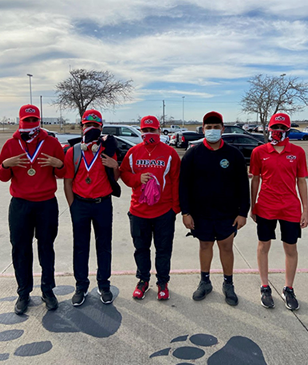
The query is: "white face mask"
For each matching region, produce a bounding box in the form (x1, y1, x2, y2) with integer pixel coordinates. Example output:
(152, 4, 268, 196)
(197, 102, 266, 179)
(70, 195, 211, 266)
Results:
(204, 129, 221, 143)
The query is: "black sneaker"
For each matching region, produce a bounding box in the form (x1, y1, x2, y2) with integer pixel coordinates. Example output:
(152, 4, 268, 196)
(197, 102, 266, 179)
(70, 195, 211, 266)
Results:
(42, 291, 58, 311)
(260, 286, 275, 309)
(282, 287, 299, 311)
(14, 296, 30, 315)
(222, 282, 238, 306)
(97, 288, 113, 304)
(72, 289, 88, 307)
(192, 281, 213, 301)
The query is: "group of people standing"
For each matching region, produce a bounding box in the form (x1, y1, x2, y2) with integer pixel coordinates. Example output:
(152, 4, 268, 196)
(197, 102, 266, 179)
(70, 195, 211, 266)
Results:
(0, 105, 306, 316)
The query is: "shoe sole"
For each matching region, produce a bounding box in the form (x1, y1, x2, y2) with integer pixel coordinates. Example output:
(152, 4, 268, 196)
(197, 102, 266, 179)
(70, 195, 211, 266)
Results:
(72, 291, 88, 307)
(260, 300, 275, 309)
(41, 296, 58, 311)
(97, 288, 114, 305)
(192, 287, 213, 301)
(158, 295, 170, 301)
(133, 287, 150, 300)
(281, 293, 300, 311)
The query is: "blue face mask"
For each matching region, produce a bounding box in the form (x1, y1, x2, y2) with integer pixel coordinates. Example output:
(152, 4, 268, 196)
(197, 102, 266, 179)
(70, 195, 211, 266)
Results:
(204, 129, 221, 143)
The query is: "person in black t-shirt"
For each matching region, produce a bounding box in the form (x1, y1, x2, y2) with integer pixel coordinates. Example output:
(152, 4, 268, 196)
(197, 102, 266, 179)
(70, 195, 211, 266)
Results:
(179, 111, 250, 306)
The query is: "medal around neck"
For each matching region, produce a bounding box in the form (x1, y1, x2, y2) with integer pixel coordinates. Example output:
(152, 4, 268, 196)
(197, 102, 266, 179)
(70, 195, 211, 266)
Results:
(27, 168, 36, 176)
(85, 177, 92, 184)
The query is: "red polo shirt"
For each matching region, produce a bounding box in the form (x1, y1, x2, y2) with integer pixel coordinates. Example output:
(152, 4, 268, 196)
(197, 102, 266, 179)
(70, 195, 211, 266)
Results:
(250, 140, 307, 222)
(64, 145, 115, 199)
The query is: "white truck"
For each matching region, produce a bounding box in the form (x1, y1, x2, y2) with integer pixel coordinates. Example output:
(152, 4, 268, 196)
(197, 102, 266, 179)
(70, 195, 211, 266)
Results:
(161, 125, 188, 135)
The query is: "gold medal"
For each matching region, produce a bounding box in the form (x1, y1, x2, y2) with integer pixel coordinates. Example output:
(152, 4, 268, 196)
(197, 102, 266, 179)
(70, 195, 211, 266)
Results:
(85, 177, 92, 184)
(27, 168, 36, 176)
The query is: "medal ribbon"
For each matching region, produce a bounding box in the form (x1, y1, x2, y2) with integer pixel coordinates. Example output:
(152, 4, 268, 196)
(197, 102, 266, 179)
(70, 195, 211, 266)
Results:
(81, 146, 101, 172)
(18, 139, 45, 163)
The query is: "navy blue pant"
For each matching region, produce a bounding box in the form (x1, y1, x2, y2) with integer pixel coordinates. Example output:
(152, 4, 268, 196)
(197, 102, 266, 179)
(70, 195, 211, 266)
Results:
(9, 197, 58, 298)
(70, 197, 112, 292)
(128, 209, 176, 284)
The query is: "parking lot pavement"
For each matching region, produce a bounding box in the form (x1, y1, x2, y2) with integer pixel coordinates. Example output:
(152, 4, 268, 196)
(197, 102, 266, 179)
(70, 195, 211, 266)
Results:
(1, 273, 308, 365)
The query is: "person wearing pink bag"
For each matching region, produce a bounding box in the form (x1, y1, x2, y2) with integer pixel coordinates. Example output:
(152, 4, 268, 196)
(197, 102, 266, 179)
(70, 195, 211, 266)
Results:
(120, 115, 180, 301)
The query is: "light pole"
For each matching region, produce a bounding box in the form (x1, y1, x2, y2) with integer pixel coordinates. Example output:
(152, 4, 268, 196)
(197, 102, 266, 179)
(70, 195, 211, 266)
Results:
(182, 96, 185, 127)
(27, 74, 33, 104)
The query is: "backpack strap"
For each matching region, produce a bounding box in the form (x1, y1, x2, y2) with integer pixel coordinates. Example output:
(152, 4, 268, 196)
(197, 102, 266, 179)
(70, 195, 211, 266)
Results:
(73, 143, 82, 179)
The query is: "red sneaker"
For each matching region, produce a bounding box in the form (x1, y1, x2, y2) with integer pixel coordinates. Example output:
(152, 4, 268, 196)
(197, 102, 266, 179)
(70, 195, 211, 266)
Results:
(132, 280, 149, 300)
(157, 283, 170, 300)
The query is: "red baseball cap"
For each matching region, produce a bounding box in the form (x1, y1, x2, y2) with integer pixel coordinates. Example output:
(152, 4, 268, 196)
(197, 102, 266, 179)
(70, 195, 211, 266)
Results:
(140, 115, 160, 130)
(82, 109, 103, 125)
(269, 113, 291, 129)
(203, 111, 223, 125)
(19, 104, 40, 121)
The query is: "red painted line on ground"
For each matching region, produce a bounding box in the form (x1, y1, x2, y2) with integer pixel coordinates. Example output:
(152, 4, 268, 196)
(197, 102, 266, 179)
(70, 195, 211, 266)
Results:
(1, 268, 308, 278)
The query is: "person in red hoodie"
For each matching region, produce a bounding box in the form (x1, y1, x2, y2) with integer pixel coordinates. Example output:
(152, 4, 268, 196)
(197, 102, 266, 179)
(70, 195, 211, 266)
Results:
(0, 104, 66, 315)
(120, 115, 180, 301)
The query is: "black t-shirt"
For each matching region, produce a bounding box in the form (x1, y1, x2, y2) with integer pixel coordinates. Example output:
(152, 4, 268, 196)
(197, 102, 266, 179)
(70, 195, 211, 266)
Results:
(179, 142, 250, 220)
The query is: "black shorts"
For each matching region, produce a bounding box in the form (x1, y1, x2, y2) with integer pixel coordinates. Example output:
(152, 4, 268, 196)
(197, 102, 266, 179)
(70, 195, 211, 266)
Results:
(191, 217, 237, 242)
(256, 215, 301, 245)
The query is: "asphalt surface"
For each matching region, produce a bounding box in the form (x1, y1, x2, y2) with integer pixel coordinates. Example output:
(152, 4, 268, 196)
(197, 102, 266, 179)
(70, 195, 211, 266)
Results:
(0, 133, 308, 364)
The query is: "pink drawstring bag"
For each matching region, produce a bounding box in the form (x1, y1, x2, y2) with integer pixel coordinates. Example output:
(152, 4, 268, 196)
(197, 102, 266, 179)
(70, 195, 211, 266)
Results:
(139, 174, 161, 206)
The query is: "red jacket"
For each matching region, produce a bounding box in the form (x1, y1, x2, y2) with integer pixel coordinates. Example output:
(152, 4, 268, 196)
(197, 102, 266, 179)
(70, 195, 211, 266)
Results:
(120, 142, 180, 218)
(0, 129, 66, 201)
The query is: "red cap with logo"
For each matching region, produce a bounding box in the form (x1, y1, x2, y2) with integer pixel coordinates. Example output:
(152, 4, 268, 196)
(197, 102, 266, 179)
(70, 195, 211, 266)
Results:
(19, 104, 40, 121)
(82, 109, 103, 125)
(140, 115, 160, 130)
(203, 111, 223, 125)
(269, 113, 291, 129)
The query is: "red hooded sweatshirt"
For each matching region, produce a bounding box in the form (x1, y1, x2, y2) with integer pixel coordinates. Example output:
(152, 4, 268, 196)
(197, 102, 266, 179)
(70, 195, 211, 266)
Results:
(120, 141, 180, 219)
(0, 129, 66, 201)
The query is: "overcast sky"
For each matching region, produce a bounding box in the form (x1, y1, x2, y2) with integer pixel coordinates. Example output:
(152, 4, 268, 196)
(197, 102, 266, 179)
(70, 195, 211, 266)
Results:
(1, 0, 308, 123)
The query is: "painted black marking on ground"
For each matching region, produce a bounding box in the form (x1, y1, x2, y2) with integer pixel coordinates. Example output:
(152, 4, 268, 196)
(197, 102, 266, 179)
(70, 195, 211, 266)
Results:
(173, 346, 205, 360)
(189, 333, 218, 347)
(53, 285, 75, 296)
(0, 313, 28, 325)
(171, 335, 189, 343)
(207, 336, 267, 365)
(42, 286, 121, 338)
(149, 348, 171, 358)
(0, 329, 24, 341)
(14, 341, 52, 357)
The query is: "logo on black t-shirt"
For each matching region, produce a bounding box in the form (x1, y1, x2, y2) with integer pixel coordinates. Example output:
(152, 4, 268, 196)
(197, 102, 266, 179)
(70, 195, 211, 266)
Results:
(220, 159, 229, 168)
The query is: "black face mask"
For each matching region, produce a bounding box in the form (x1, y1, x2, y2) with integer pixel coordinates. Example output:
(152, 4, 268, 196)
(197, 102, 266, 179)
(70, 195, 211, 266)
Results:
(84, 128, 101, 143)
(20, 132, 31, 141)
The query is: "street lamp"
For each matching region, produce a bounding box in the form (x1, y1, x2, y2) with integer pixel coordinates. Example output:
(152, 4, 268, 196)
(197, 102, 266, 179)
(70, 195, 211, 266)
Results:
(27, 74, 33, 104)
(182, 96, 185, 127)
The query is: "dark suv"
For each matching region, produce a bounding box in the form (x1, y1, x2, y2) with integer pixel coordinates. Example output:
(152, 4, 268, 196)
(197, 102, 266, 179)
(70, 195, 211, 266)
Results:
(176, 131, 204, 148)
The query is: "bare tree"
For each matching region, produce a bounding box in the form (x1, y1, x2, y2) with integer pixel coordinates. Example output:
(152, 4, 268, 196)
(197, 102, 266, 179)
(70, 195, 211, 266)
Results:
(54, 69, 133, 119)
(241, 74, 308, 139)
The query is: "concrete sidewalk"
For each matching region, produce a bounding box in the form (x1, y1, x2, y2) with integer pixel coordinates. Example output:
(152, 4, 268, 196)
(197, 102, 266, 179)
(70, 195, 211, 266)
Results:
(0, 180, 308, 364)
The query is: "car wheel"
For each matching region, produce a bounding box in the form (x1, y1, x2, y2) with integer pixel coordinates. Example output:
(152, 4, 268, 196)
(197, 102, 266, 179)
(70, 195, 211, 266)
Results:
(303, 136, 308, 141)
(163, 131, 168, 135)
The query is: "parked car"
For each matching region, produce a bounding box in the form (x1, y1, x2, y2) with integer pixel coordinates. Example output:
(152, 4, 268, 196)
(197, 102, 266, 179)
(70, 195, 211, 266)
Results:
(188, 134, 263, 164)
(291, 122, 299, 127)
(56, 133, 135, 165)
(176, 131, 204, 149)
(245, 124, 258, 132)
(42, 128, 57, 138)
(169, 133, 177, 146)
(161, 125, 188, 135)
(288, 128, 308, 141)
(223, 125, 265, 142)
(102, 124, 142, 144)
